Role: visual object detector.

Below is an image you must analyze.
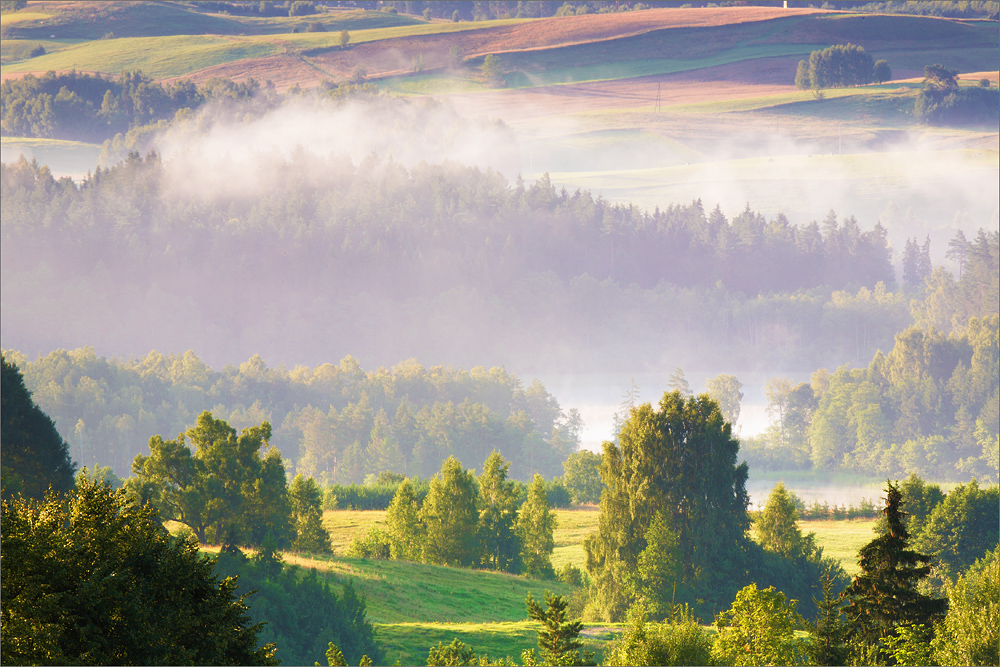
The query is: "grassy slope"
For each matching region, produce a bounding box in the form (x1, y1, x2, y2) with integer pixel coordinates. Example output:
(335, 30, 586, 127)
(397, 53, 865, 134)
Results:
(305, 507, 872, 662)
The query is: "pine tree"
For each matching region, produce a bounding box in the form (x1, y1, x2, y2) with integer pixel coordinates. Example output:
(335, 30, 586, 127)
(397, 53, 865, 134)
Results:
(808, 568, 848, 666)
(842, 481, 946, 659)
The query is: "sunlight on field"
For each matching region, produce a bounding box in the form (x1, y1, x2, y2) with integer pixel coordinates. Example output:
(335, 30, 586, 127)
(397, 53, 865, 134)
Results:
(1, 35, 280, 78)
(802, 518, 877, 577)
(0, 11, 50, 26)
(323, 509, 386, 555)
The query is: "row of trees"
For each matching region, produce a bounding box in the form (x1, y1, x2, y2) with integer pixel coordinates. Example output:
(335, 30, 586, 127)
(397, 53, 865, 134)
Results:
(0, 70, 281, 143)
(795, 44, 889, 91)
(744, 313, 999, 480)
(1, 349, 577, 482)
(351, 453, 558, 578)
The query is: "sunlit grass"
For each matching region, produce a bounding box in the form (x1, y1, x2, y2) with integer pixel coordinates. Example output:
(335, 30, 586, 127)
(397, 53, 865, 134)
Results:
(802, 518, 877, 577)
(323, 508, 386, 555)
(0, 11, 50, 26)
(0, 35, 280, 78)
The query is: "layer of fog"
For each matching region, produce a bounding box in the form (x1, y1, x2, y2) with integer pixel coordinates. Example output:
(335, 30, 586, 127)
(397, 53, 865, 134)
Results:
(156, 96, 522, 199)
(3, 93, 997, 461)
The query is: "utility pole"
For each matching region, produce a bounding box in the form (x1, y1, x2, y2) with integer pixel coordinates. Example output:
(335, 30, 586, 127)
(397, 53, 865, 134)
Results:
(655, 82, 661, 112)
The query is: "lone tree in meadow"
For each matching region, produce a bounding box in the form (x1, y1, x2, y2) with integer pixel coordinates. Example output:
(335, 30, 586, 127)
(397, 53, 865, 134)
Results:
(842, 481, 946, 661)
(482, 54, 504, 87)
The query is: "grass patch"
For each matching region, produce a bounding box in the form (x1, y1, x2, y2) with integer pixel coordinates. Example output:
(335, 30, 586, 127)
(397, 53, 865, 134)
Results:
(376, 620, 619, 666)
(0, 11, 51, 26)
(281, 553, 574, 624)
(801, 518, 877, 577)
(0, 38, 80, 64)
(323, 508, 386, 555)
(498, 43, 822, 89)
(0, 35, 282, 78)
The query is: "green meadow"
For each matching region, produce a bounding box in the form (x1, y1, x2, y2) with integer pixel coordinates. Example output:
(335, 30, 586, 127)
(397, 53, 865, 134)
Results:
(801, 519, 877, 578)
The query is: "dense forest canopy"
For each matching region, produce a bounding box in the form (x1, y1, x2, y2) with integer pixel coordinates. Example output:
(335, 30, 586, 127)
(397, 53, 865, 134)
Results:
(0, 348, 580, 482)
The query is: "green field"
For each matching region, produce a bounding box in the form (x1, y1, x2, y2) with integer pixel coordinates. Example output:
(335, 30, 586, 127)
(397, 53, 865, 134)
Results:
(801, 518, 877, 577)
(376, 620, 620, 666)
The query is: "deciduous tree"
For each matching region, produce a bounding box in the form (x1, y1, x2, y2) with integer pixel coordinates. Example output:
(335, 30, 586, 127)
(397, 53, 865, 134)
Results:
(518, 473, 556, 579)
(584, 391, 750, 621)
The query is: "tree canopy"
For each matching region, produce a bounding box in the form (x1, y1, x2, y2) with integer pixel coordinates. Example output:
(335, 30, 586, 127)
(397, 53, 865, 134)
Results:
(584, 391, 750, 620)
(0, 478, 277, 665)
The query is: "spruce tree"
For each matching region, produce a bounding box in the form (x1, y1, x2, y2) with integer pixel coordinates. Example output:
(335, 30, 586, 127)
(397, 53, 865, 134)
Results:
(1, 354, 76, 498)
(809, 568, 848, 666)
(842, 481, 946, 658)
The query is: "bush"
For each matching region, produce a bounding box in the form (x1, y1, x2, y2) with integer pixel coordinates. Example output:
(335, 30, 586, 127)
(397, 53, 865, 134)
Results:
(604, 606, 713, 666)
(916, 86, 1000, 126)
(558, 563, 585, 587)
(348, 525, 391, 559)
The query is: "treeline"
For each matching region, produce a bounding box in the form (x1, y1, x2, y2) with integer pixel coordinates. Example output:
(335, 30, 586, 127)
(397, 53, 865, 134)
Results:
(1, 348, 578, 482)
(326, 470, 572, 510)
(0, 70, 281, 143)
(350, 453, 562, 579)
(2, 136, 914, 371)
(744, 314, 1000, 481)
(916, 64, 999, 127)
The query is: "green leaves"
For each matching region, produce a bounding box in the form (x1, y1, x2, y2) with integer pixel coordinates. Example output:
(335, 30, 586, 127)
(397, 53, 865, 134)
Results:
(584, 390, 750, 621)
(0, 479, 278, 665)
(713, 584, 808, 667)
(131, 410, 294, 548)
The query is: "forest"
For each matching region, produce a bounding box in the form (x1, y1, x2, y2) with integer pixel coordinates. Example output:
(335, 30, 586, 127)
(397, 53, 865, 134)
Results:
(3, 351, 997, 665)
(2, 4, 998, 662)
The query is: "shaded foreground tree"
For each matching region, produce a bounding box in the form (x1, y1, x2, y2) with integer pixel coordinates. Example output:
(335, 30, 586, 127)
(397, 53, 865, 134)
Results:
(1, 353, 76, 498)
(0, 479, 277, 665)
(584, 391, 750, 620)
(841, 481, 946, 661)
